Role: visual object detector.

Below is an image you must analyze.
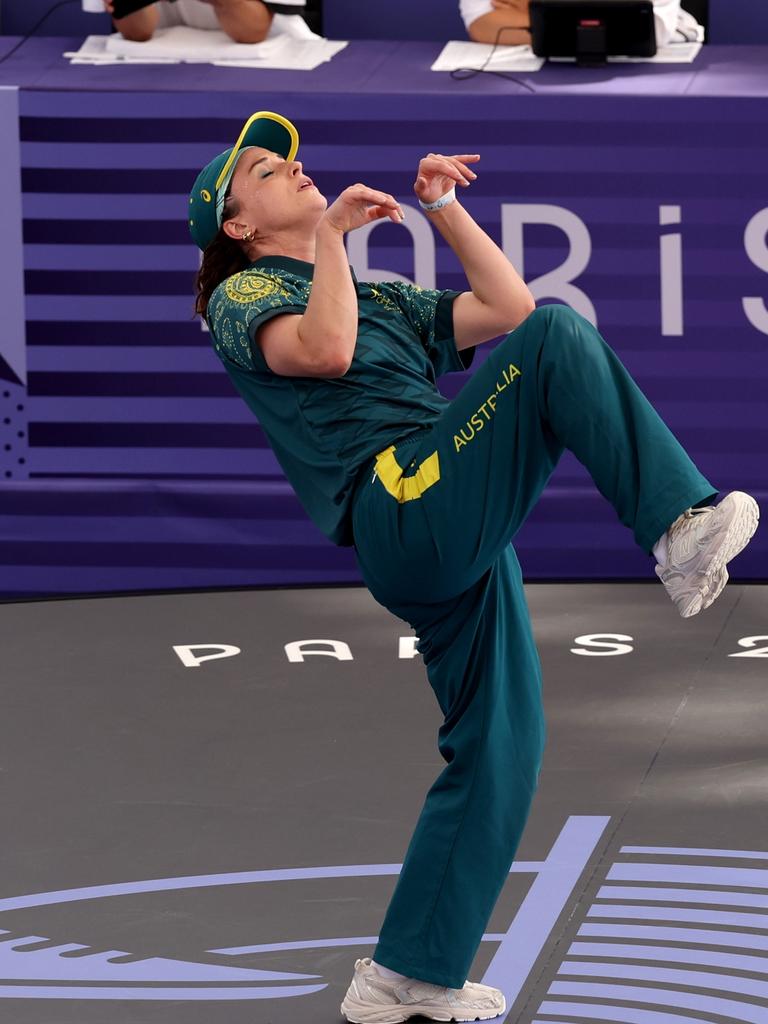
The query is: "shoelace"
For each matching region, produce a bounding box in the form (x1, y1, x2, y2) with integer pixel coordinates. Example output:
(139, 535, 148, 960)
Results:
(673, 505, 716, 530)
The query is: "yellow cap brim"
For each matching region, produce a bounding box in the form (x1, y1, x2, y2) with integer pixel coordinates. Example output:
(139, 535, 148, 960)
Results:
(215, 111, 300, 194)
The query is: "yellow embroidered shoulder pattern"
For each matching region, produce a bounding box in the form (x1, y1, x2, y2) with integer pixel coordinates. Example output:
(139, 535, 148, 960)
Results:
(224, 270, 295, 305)
(209, 270, 311, 370)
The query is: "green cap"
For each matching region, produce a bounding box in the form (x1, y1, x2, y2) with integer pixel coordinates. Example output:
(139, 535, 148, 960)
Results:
(188, 110, 300, 251)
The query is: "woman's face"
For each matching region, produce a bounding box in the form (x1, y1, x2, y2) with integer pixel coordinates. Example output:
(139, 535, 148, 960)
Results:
(222, 145, 327, 243)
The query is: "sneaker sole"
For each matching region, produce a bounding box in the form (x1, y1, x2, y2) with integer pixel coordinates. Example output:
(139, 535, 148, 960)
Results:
(696, 564, 729, 615)
(340, 1007, 504, 1024)
(673, 491, 759, 617)
(671, 565, 728, 619)
(340, 993, 506, 1024)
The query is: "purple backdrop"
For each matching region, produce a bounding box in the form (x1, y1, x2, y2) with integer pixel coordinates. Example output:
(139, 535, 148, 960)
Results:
(0, 39, 766, 597)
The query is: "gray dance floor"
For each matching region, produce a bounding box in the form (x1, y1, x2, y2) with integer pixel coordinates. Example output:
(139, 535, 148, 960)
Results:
(1, 579, 767, 1023)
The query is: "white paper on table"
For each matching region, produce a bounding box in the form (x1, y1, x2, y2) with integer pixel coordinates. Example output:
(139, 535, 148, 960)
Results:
(65, 24, 347, 68)
(63, 38, 181, 63)
(68, 56, 182, 63)
(106, 25, 290, 60)
(608, 41, 703, 62)
(267, 12, 323, 41)
(213, 39, 348, 70)
(63, 35, 111, 59)
(431, 40, 545, 72)
(63, 37, 180, 63)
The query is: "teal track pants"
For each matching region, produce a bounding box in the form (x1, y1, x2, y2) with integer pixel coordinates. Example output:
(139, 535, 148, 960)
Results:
(350, 304, 718, 989)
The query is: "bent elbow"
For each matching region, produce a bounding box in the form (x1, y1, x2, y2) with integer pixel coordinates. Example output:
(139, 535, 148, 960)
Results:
(227, 27, 270, 43)
(224, 9, 273, 44)
(308, 340, 352, 378)
(325, 355, 353, 378)
(117, 26, 155, 41)
(519, 293, 537, 320)
(508, 297, 536, 331)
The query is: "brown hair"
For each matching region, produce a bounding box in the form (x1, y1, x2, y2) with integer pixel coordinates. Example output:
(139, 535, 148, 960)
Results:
(193, 191, 249, 321)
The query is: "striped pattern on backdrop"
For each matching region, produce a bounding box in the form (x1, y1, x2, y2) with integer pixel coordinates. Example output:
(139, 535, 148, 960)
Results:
(1, 91, 765, 596)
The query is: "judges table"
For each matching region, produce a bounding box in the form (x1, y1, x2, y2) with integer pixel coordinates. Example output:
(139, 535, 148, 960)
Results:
(0, 38, 766, 597)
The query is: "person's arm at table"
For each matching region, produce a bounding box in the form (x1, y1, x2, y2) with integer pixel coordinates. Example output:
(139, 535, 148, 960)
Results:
(103, 0, 160, 41)
(466, 0, 531, 46)
(102, 0, 159, 40)
(103, 0, 273, 43)
(203, 0, 273, 42)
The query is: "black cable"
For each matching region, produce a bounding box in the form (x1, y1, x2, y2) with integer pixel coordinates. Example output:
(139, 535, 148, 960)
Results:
(450, 22, 537, 92)
(0, 0, 81, 67)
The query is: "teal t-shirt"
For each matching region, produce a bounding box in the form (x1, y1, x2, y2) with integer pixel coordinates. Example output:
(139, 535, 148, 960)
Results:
(207, 254, 475, 547)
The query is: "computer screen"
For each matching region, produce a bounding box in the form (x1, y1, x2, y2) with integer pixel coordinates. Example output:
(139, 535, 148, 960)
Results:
(530, 0, 657, 63)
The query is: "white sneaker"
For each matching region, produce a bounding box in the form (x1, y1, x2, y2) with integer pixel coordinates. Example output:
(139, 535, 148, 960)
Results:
(654, 490, 760, 617)
(339, 956, 506, 1023)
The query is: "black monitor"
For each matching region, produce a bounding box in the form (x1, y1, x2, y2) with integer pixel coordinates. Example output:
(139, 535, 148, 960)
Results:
(529, 0, 657, 66)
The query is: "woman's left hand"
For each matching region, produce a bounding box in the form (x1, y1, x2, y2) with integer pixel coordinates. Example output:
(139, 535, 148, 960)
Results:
(413, 153, 480, 206)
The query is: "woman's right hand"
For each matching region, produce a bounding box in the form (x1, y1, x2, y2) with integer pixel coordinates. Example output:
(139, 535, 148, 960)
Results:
(321, 183, 405, 235)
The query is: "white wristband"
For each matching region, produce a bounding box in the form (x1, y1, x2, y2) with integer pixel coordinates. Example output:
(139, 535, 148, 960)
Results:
(418, 186, 456, 212)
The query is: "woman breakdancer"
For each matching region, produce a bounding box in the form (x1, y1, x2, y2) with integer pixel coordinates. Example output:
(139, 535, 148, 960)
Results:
(188, 110, 759, 1024)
